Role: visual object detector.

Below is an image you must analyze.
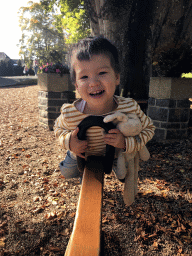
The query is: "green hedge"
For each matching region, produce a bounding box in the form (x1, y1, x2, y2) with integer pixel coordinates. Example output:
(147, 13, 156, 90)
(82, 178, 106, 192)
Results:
(0, 60, 23, 76)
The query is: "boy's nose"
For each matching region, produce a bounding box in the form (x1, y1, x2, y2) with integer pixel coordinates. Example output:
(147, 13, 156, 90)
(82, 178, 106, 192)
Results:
(88, 77, 99, 87)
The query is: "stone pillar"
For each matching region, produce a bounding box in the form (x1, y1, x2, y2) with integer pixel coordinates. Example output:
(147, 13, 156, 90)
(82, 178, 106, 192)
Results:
(189, 98, 192, 127)
(147, 77, 192, 141)
(38, 91, 75, 130)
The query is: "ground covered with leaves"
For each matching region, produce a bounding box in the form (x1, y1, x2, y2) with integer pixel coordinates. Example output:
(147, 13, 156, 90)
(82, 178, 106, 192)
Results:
(0, 85, 192, 256)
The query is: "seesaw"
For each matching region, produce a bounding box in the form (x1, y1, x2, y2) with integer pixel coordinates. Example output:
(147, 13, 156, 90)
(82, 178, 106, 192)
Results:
(64, 116, 115, 256)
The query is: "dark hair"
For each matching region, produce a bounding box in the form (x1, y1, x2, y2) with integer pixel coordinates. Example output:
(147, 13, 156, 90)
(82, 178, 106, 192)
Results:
(69, 36, 120, 84)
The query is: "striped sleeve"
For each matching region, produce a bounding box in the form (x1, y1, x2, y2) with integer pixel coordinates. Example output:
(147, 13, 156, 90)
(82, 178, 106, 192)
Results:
(53, 104, 72, 150)
(124, 99, 155, 154)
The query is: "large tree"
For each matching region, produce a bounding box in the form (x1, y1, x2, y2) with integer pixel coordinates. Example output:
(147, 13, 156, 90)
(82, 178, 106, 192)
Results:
(44, 0, 156, 98)
(18, 1, 66, 67)
(43, 0, 192, 99)
(151, 0, 192, 77)
(85, 0, 192, 98)
(41, 0, 91, 44)
(75, 0, 156, 99)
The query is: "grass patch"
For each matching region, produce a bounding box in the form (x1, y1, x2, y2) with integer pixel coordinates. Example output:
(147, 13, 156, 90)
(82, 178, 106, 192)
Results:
(181, 73, 192, 78)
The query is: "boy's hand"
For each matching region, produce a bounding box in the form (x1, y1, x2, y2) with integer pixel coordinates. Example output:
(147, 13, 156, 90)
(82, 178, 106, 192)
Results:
(69, 127, 88, 158)
(104, 129, 126, 149)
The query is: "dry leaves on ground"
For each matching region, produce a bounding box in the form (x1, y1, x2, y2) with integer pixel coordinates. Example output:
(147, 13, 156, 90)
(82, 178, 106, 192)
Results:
(0, 85, 192, 255)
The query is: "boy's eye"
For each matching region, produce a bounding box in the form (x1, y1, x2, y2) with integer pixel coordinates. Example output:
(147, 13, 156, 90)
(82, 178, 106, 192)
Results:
(99, 71, 107, 75)
(80, 75, 88, 79)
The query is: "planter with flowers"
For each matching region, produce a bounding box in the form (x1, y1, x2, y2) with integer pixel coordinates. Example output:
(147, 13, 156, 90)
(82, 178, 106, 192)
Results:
(148, 43, 192, 141)
(37, 62, 75, 130)
(38, 62, 75, 92)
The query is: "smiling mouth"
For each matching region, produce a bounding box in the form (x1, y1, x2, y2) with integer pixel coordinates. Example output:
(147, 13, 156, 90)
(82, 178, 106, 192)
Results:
(90, 90, 105, 96)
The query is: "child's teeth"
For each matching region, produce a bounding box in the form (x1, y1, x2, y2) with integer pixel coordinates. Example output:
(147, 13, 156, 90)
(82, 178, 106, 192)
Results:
(93, 91, 101, 94)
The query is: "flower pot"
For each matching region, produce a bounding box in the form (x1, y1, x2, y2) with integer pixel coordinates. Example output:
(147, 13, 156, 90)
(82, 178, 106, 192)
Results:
(37, 73, 75, 92)
(148, 77, 192, 141)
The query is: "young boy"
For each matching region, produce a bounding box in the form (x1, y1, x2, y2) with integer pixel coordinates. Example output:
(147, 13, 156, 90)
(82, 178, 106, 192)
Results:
(54, 36, 155, 180)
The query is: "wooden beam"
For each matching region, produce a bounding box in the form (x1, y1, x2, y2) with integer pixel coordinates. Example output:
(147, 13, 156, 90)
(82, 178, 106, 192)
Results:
(64, 156, 104, 256)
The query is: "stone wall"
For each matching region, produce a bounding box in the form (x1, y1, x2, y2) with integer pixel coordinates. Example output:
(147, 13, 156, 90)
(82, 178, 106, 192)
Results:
(190, 99, 192, 127)
(148, 98, 190, 141)
(148, 77, 192, 141)
(38, 91, 75, 130)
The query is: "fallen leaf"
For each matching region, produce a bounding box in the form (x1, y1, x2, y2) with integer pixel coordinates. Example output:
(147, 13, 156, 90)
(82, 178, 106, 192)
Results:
(69, 212, 76, 218)
(33, 196, 40, 202)
(143, 190, 153, 195)
(53, 182, 58, 187)
(0, 229, 5, 236)
(26, 228, 35, 234)
(152, 241, 158, 249)
(60, 228, 70, 236)
(33, 207, 44, 214)
(42, 178, 49, 184)
(49, 246, 61, 252)
(44, 211, 57, 220)
(0, 240, 5, 248)
(0, 221, 8, 228)
(59, 175, 65, 179)
(157, 185, 164, 190)
(106, 199, 115, 205)
(40, 232, 46, 238)
(102, 216, 109, 224)
(57, 212, 64, 218)
(148, 233, 157, 238)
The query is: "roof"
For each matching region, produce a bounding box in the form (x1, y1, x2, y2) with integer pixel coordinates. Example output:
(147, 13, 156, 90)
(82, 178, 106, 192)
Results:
(0, 52, 10, 61)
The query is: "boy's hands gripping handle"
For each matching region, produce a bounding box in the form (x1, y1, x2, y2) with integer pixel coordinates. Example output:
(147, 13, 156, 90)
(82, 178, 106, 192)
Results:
(77, 116, 116, 174)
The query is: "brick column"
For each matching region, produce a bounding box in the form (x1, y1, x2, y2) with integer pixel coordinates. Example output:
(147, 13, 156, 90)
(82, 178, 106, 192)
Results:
(38, 91, 75, 130)
(189, 99, 192, 127)
(147, 77, 192, 141)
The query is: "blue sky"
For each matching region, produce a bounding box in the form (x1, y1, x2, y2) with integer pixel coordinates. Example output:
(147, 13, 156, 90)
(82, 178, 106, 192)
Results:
(0, 0, 39, 60)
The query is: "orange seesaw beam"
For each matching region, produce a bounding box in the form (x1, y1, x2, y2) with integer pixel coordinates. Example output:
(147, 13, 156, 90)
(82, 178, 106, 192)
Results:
(64, 158, 104, 256)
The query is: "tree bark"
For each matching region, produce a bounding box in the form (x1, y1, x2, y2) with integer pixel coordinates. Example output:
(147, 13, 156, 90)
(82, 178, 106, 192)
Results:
(86, 0, 156, 99)
(85, 0, 192, 98)
(121, 0, 156, 99)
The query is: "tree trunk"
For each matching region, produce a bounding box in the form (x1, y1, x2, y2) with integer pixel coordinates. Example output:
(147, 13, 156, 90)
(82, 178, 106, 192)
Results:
(88, 0, 102, 36)
(151, 0, 192, 76)
(86, 0, 157, 99)
(121, 0, 156, 99)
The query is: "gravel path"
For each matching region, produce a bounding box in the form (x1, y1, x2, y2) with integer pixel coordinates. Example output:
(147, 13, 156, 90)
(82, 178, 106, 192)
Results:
(0, 85, 192, 255)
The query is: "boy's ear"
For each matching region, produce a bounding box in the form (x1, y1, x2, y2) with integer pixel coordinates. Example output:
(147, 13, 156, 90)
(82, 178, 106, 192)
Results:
(115, 73, 120, 85)
(75, 82, 78, 90)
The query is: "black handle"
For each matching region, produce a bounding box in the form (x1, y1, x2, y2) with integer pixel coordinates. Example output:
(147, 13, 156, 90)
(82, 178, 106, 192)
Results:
(77, 116, 116, 174)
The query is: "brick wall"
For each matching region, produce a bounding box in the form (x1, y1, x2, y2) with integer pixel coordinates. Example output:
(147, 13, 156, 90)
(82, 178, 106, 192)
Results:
(190, 99, 192, 127)
(38, 91, 75, 130)
(148, 98, 190, 141)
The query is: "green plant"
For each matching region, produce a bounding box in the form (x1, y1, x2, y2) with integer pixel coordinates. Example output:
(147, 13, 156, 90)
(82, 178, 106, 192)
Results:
(182, 72, 192, 78)
(39, 62, 69, 76)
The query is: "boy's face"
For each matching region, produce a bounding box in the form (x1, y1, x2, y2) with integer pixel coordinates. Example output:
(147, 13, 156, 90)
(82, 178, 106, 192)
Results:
(72, 54, 120, 113)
